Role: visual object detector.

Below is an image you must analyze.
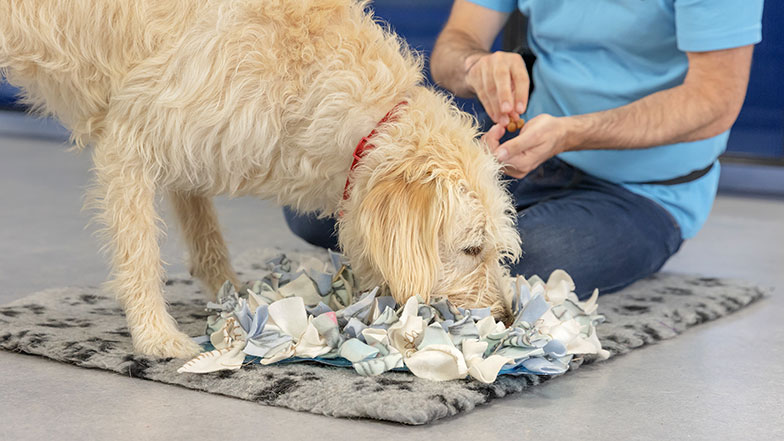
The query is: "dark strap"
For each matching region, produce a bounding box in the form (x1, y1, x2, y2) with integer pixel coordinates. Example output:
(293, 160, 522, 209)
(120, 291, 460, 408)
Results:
(631, 162, 715, 186)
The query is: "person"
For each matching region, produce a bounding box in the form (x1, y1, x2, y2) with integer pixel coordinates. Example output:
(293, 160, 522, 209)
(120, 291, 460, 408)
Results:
(284, 0, 764, 298)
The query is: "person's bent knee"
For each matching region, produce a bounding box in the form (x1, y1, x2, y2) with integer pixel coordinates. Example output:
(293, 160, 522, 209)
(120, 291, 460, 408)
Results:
(282, 207, 339, 250)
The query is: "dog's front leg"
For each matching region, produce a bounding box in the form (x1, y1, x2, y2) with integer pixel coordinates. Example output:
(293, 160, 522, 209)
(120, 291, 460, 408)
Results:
(92, 150, 201, 358)
(169, 191, 240, 298)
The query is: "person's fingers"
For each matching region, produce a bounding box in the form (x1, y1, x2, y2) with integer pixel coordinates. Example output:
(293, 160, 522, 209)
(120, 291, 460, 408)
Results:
(497, 122, 525, 161)
(470, 52, 529, 125)
(496, 129, 533, 161)
(501, 115, 550, 157)
(493, 61, 514, 117)
(496, 114, 561, 177)
(510, 154, 536, 175)
(501, 152, 539, 178)
(501, 164, 526, 179)
(505, 112, 523, 132)
(482, 123, 506, 152)
(480, 64, 503, 124)
(475, 88, 491, 120)
(511, 58, 529, 114)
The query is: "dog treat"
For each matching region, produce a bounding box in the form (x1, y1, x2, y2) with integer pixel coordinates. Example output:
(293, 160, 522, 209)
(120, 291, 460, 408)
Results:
(179, 251, 608, 383)
(506, 116, 525, 133)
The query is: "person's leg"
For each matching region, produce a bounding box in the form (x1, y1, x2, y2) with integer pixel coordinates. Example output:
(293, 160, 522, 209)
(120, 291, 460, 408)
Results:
(507, 159, 684, 299)
(282, 207, 339, 250)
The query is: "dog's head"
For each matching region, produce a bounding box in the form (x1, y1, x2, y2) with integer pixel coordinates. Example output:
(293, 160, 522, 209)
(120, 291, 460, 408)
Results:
(338, 91, 521, 316)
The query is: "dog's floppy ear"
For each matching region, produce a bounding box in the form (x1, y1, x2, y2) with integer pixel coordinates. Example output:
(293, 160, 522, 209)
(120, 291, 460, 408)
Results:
(352, 177, 442, 304)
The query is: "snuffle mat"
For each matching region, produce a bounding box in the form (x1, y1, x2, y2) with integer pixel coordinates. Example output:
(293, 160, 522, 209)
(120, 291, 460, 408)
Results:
(179, 251, 608, 384)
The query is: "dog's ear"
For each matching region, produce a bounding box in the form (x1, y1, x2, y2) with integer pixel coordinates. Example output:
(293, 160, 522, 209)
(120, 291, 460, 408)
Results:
(352, 177, 442, 304)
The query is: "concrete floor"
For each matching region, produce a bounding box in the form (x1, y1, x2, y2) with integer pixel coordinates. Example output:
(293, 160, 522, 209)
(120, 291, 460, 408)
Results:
(1, 112, 782, 440)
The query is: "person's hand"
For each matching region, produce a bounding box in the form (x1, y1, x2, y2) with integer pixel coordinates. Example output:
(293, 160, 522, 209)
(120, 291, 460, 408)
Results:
(482, 114, 573, 178)
(465, 51, 529, 127)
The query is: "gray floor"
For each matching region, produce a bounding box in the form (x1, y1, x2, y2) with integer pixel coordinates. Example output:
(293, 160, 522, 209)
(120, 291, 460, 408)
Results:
(1, 114, 782, 440)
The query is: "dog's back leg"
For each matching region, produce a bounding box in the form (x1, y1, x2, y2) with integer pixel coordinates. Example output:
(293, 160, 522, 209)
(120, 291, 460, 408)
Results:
(169, 192, 240, 298)
(91, 147, 200, 358)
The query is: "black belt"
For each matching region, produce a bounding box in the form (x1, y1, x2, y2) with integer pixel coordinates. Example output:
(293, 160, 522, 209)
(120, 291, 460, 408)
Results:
(630, 162, 715, 186)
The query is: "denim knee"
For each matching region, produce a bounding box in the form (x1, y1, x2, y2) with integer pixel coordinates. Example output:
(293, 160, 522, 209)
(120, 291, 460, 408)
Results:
(506, 191, 683, 299)
(282, 207, 339, 250)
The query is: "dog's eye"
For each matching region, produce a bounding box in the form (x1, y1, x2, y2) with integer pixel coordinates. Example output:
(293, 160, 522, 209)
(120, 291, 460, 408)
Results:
(462, 246, 483, 257)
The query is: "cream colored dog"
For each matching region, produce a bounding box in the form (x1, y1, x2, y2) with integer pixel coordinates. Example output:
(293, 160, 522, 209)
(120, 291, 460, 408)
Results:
(0, 0, 521, 358)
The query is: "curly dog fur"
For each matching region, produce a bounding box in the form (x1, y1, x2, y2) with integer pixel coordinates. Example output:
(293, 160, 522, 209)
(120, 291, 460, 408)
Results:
(0, 0, 521, 358)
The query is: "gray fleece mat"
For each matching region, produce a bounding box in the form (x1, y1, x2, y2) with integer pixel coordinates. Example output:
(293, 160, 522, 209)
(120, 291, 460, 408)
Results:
(0, 248, 767, 425)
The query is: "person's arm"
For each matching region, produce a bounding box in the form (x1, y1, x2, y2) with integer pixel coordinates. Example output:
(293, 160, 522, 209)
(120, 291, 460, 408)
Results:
(486, 45, 755, 178)
(431, 0, 525, 127)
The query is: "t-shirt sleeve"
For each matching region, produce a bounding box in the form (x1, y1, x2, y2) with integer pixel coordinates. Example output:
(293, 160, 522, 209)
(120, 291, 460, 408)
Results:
(465, 0, 518, 14)
(675, 0, 764, 52)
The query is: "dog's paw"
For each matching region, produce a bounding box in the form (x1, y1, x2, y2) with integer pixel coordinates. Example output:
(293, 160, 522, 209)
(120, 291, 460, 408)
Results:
(133, 328, 202, 359)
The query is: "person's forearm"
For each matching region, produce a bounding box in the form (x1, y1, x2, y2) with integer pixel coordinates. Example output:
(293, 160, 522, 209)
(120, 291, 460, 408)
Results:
(563, 47, 752, 152)
(563, 85, 729, 151)
(431, 28, 488, 97)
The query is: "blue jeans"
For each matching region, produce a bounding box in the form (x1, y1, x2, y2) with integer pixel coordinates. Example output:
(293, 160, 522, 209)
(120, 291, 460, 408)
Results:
(283, 158, 683, 299)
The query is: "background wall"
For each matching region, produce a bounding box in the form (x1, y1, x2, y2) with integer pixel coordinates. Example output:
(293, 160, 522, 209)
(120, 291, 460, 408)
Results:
(723, 1, 784, 161)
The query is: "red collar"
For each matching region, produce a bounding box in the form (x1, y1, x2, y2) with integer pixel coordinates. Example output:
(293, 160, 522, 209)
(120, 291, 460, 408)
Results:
(342, 101, 407, 201)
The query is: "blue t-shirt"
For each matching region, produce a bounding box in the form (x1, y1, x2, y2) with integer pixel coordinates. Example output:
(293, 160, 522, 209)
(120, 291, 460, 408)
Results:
(467, 0, 763, 238)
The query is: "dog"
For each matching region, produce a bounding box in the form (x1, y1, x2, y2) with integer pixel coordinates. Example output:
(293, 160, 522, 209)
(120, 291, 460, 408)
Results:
(0, 0, 521, 358)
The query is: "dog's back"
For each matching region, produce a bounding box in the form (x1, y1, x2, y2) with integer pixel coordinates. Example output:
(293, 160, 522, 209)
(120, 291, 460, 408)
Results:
(0, 0, 421, 208)
(0, 0, 209, 146)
